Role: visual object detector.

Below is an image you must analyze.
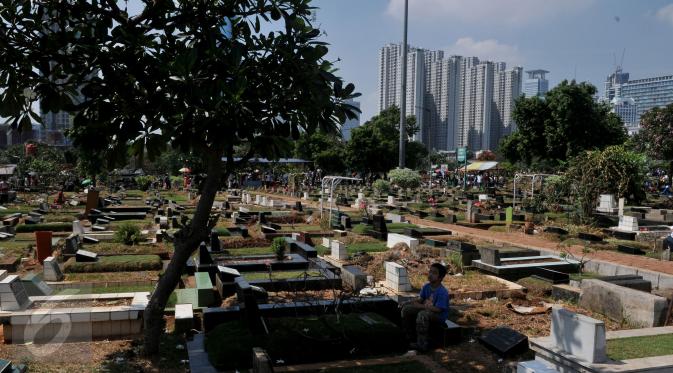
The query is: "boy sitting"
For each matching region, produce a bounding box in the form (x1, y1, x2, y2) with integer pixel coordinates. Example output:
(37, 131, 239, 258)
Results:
(400, 262, 450, 351)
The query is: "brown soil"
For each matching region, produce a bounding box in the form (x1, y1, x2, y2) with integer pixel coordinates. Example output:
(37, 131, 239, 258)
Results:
(31, 298, 132, 309)
(405, 216, 673, 275)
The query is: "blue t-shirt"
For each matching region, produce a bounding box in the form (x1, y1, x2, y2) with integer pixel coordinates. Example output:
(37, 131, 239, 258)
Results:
(419, 283, 450, 321)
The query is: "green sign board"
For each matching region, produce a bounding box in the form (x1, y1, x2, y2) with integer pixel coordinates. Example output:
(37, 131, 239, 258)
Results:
(457, 147, 467, 162)
(505, 207, 513, 226)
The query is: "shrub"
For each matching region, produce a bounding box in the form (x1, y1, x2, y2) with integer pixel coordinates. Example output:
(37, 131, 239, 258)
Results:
(388, 168, 421, 190)
(16, 222, 72, 233)
(271, 237, 287, 261)
(134, 175, 154, 191)
(114, 222, 143, 245)
(212, 227, 231, 236)
(63, 255, 163, 273)
(372, 179, 391, 196)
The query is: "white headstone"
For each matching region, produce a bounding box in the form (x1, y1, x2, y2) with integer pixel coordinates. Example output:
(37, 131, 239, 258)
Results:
(43, 256, 64, 282)
(303, 192, 309, 200)
(478, 194, 489, 201)
(322, 237, 331, 248)
(550, 307, 607, 364)
(618, 197, 625, 217)
(517, 360, 558, 373)
(358, 193, 365, 200)
(231, 212, 240, 223)
(330, 240, 347, 261)
(255, 195, 262, 205)
(387, 196, 395, 206)
(72, 220, 85, 236)
(386, 233, 419, 250)
(618, 215, 638, 232)
(384, 261, 412, 292)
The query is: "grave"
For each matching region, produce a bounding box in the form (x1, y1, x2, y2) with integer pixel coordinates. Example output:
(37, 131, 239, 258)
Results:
(532, 268, 570, 284)
(34, 231, 53, 264)
(75, 249, 98, 262)
(578, 232, 603, 242)
(616, 244, 646, 256)
(596, 194, 617, 214)
(330, 240, 347, 261)
(579, 279, 668, 327)
(384, 261, 412, 292)
(215, 266, 241, 298)
(195, 272, 216, 308)
(198, 242, 214, 266)
(386, 233, 419, 251)
(20, 273, 52, 296)
(174, 303, 194, 334)
(341, 265, 367, 292)
(0, 275, 31, 311)
(85, 190, 100, 216)
(210, 230, 221, 252)
(63, 234, 81, 255)
(478, 327, 529, 357)
(72, 220, 85, 236)
(385, 212, 405, 223)
(368, 213, 388, 240)
(617, 215, 638, 232)
(43, 256, 64, 282)
(387, 195, 395, 206)
(528, 308, 673, 373)
(472, 253, 580, 280)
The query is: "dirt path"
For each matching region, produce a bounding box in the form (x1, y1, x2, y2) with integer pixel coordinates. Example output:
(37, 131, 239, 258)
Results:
(404, 216, 673, 276)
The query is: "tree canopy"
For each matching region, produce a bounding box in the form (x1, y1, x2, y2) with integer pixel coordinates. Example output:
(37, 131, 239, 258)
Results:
(346, 105, 426, 174)
(499, 80, 627, 169)
(632, 103, 673, 162)
(0, 0, 357, 354)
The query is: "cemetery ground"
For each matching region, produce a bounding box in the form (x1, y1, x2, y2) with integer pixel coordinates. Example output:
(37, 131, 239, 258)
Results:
(0, 186, 671, 372)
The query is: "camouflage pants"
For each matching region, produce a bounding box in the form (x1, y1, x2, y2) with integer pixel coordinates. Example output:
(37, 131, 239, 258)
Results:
(401, 304, 442, 349)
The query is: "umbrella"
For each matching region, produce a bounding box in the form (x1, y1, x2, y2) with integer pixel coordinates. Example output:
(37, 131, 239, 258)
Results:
(179, 167, 191, 173)
(81, 179, 92, 186)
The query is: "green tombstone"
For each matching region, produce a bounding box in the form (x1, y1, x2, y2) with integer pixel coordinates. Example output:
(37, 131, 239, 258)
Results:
(505, 207, 513, 226)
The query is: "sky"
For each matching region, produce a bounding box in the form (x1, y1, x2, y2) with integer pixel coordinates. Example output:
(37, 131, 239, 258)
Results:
(124, 0, 673, 122)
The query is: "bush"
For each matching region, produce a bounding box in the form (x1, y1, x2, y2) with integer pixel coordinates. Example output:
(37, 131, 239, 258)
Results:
(372, 179, 391, 196)
(63, 255, 163, 273)
(114, 222, 143, 245)
(134, 175, 154, 191)
(271, 237, 287, 261)
(16, 222, 72, 233)
(388, 168, 421, 189)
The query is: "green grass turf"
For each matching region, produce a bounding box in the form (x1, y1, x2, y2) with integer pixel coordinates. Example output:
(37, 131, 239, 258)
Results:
(607, 333, 673, 361)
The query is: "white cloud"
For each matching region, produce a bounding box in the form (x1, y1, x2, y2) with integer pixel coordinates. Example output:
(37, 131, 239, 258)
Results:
(445, 37, 524, 65)
(656, 3, 673, 27)
(386, 0, 593, 25)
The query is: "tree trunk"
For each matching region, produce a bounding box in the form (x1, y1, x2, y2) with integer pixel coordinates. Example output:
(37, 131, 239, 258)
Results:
(143, 148, 224, 355)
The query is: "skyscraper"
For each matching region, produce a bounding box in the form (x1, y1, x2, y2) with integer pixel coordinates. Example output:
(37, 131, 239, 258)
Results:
(378, 43, 523, 151)
(603, 69, 673, 131)
(341, 99, 361, 141)
(523, 69, 549, 98)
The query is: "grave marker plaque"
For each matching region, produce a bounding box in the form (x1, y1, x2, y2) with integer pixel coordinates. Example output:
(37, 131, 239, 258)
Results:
(75, 249, 98, 262)
(34, 231, 53, 264)
(478, 327, 528, 357)
(85, 190, 100, 216)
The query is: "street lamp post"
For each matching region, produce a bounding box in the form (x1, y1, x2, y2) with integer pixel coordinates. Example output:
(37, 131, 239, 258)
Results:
(398, 0, 408, 169)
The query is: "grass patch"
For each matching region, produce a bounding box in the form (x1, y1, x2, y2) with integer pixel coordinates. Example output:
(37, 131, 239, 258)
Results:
(55, 284, 155, 295)
(568, 271, 600, 281)
(205, 313, 406, 371)
(0, 242, 31, 257)
(212, 227, 230, 236)
(83, 242, 170, 255)
(316, 242, 388, 256)
(607, 333, 673, 360)
(63, 255, 163, 273)
(15, 222, 72, 233)
(243, 270, 322, 281)
(222, 246, 272, 256)
(279, 224, 323, 232)
(63, 271, 161, 282)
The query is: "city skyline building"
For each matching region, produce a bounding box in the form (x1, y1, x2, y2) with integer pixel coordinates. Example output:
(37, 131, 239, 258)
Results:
(341, 99, 361, 141)
(603, 68, 673, 132)
(378, 43, 523, 152)
(523, 69, 549, 98)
